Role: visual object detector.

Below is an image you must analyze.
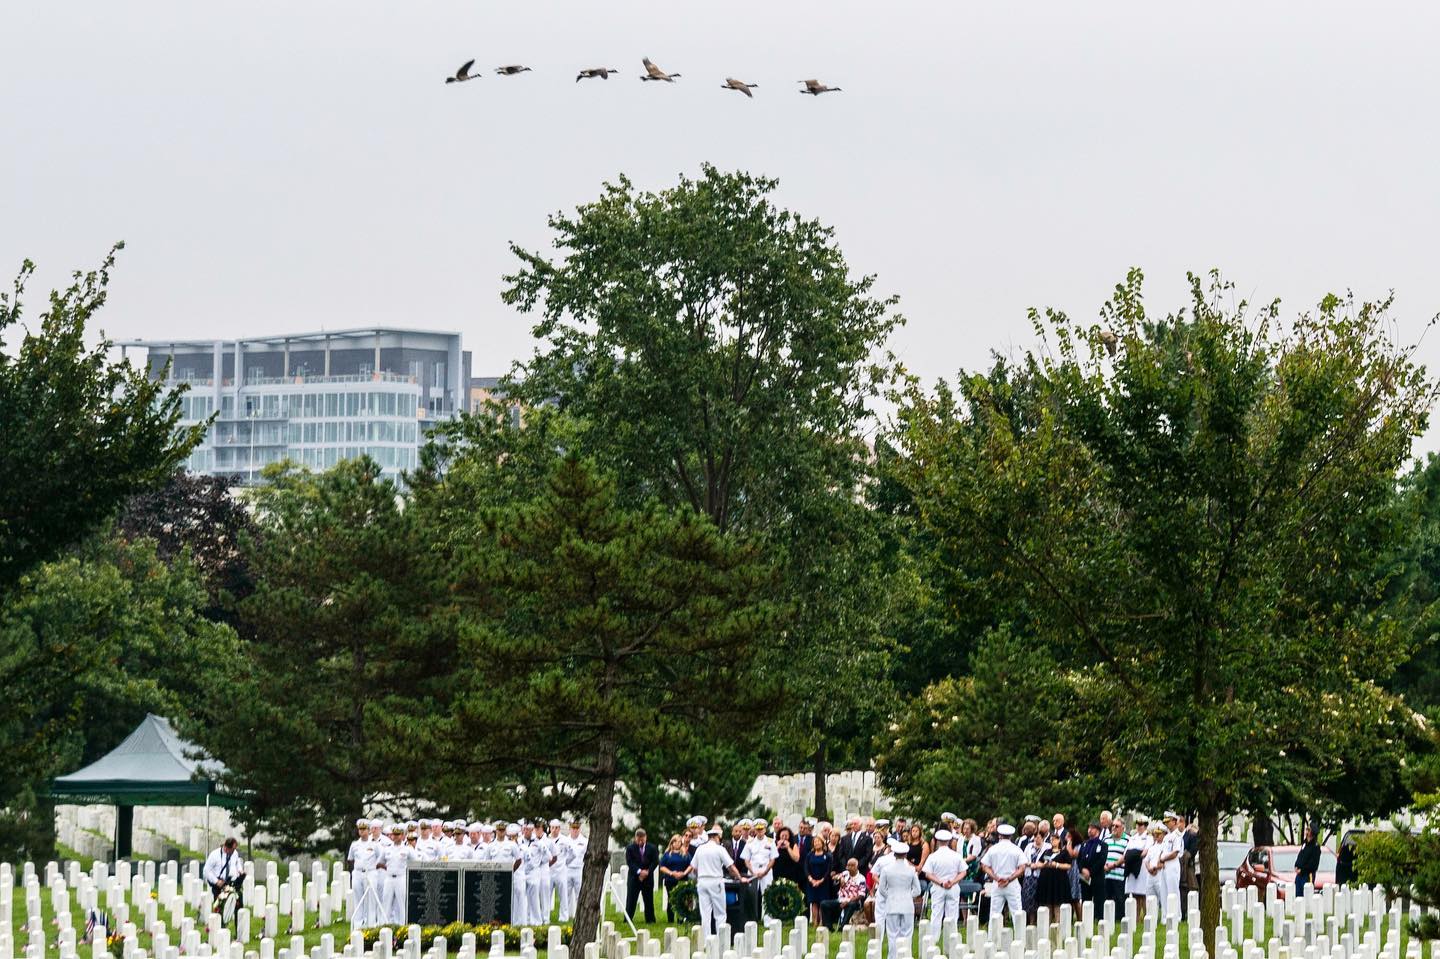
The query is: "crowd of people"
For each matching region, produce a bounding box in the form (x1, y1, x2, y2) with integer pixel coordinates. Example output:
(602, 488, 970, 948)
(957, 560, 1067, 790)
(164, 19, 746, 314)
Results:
(345, 817, 588, 928)
(340, 807, 1226, 944)
(627, 809, 1212, 949)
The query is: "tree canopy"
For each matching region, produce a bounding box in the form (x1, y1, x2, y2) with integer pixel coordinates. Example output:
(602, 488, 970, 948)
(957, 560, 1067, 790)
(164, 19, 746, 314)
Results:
(0, 246, 204, 593)
(890, 270, 1434, 952)
(500, 165, 905, 817)
(423, 454, 785, 949)
(0, 536, 237, 860)
(183, 458, 443, 853)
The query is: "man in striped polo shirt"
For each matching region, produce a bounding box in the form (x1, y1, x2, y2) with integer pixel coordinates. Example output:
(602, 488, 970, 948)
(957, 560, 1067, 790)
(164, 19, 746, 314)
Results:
(1104, 819, 1129, 907)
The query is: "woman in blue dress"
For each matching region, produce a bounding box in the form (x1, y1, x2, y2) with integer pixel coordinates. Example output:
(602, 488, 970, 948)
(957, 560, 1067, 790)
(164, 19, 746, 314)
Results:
(804, 835, 834, 927)
(658, 834, 692, 922)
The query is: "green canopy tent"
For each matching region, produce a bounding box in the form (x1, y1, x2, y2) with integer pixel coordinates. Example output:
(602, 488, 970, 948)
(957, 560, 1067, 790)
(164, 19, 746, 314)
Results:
(49, 713, 246, 859)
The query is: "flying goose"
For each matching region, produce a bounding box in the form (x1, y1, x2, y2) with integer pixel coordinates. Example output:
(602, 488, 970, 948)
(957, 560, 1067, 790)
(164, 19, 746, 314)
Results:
(640, 58, 680, 82)
(723, 77, 758, 98)
(445, 59, 480, 84)
(495, 65, 532, 76)
(798, 79, 841, 95)
(576, 67, 621, 82)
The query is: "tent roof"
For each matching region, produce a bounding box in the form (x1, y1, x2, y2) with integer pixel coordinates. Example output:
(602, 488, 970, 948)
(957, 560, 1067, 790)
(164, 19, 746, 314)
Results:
(49, 714, 246, 808)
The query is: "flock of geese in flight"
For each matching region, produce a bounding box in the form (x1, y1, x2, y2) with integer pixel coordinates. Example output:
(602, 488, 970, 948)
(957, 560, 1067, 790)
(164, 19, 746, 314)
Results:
(445, 57, 841, 98)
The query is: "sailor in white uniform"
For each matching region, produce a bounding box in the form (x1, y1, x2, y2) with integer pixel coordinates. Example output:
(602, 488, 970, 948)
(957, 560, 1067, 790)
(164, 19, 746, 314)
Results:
(691, 825, 743, 940)
(503, 823, 529, 925)
(923, 828, 963, 937)
(376, 824, 413, 925)
(1160, 812, 1184, 914)
(980, 824, 1026, 933)
(347, 818, 380, 928)
(877, 840, 921, 959)
(1123, 815, 1154, 912)
(559, 820, 586, 921)
(741, 821, 778, 896)
(524, 821, 549, 923)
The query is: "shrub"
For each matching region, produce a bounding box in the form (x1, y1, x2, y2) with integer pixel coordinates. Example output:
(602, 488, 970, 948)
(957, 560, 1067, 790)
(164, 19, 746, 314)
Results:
(360, 922, 573, 950)
(1407, 914, 1440, 940)
(1355, 831, 1420, 906)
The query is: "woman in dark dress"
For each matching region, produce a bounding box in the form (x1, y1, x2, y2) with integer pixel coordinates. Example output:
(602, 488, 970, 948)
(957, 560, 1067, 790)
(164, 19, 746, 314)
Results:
(805, 835, 835, 926)
(658, 834, 692, 922)
(906, 825, 930, 919)
(773, 827, 805, 885)
(1036, 832, 1073, 909)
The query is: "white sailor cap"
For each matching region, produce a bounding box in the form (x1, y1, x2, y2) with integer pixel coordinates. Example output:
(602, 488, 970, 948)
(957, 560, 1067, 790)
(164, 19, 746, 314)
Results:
(405, 820, 419, 830)
(452, 821, 466, 831)
(481, 823, 496, 834)
(467, 822, 482, 833)
(941, 812, 958, 822)
(549, 819, 561, 828)
(686, 816, 701, 828)
(370, 818, 385, 828)
(506, 824, 520, 836)
(874, 819, 890, 828)
(889, 839, 908, 853)
(737, 818, 752, 827)
(708, 825, 722, 836)
(1134, 813, 1150, 824)
(996, 824, 1016, 837)
(1163, 811, 1178, 820)
(355, 817, 369, 827)
(387, 823, 403, 834)
(1023, 815, 1041, 824)
(934, 829, 954, 842)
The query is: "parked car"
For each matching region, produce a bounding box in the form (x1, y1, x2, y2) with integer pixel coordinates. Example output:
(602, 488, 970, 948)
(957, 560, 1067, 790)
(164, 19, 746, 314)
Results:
(1216, 840, 1251, 882)
(1235, 844, 1337, 897)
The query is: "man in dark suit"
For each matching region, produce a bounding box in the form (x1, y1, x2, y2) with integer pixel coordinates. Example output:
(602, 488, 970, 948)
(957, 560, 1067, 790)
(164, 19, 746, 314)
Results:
(625, 828, 659, 923)
(722, 820, 749, 875)
(835, 817, 874, 876)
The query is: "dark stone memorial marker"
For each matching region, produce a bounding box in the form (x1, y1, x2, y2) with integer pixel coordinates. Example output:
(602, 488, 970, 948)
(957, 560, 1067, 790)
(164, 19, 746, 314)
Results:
(406, 862, 461, 926)
(406, 861, 513, 926)
(462, 863, 513, 924)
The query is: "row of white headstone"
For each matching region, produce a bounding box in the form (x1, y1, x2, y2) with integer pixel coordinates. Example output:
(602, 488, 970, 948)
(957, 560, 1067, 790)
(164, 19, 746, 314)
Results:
(0, 855, 1429, 959)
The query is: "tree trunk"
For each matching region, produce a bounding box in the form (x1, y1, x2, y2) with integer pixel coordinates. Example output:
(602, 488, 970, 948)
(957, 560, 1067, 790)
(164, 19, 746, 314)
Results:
(813, 742, 828, 823)
(1252, 811, 1274, 847)
(571, 736, 618, 951)
(1200, 805, 1221, 959)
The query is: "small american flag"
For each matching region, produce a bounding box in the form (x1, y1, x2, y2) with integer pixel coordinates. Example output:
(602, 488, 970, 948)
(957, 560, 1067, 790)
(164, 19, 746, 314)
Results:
(84, 909, 113, 944)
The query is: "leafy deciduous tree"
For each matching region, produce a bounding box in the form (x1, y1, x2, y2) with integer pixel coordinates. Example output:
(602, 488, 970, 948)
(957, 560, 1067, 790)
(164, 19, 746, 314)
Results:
(501, 166, 905, 814)
(892, 271, 1432, 951)
(0, 537, 236, 860)
(0, 246, 203, 593)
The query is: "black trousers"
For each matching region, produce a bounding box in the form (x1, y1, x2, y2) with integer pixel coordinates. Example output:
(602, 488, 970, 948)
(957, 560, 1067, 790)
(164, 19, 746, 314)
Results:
(1105, 878, 1127, 908)
(1090, 873, 1108, 913)
(626, 877, 655, 923)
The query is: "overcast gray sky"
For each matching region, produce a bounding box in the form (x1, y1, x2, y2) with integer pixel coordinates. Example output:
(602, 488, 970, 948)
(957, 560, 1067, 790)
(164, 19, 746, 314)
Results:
(5, 1, 1440, 429)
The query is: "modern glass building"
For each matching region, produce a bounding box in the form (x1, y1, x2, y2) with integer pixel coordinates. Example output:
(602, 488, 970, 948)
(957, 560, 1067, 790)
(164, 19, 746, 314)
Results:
(120, 328, 471, 485)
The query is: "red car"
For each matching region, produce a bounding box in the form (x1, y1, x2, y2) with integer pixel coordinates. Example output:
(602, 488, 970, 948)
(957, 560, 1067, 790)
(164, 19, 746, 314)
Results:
(1235, 844, 1337, 898)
